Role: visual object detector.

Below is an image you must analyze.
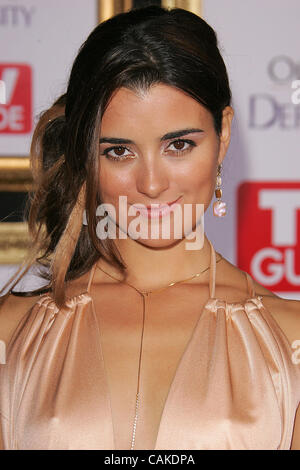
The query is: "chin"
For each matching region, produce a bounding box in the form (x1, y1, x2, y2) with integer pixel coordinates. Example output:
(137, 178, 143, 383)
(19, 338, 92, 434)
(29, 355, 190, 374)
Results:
(133, 236, 184, 249)
(115, 217, 202, 248)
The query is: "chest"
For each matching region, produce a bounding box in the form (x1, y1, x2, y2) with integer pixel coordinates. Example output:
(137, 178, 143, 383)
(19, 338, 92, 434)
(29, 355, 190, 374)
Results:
(93, 286, 206, 449)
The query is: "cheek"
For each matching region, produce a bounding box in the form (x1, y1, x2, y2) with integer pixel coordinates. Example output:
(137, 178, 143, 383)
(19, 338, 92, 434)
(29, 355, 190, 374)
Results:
(174, 136, 218, 194)
(176, 159, 215, 199)
(98, 165, 134, 201)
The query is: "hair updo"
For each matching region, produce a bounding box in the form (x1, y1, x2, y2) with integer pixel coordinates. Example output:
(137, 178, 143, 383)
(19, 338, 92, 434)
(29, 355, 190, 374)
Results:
(0, 5, 232, 308)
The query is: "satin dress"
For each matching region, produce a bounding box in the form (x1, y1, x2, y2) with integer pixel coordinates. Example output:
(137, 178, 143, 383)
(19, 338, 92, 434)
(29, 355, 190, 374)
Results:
(0, 239, 300, 450)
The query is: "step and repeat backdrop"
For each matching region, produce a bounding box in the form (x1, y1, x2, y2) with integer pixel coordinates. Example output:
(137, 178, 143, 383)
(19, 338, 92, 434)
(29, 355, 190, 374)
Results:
(0, 0, 299, 299)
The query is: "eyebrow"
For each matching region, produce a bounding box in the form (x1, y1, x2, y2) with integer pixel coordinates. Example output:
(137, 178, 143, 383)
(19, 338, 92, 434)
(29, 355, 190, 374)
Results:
(99, 128, 204, 144)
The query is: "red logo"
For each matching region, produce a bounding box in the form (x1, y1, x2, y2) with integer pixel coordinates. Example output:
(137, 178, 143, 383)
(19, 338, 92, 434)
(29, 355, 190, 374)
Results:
(237, 181, 300, 293)
(0, 63, 32, 134)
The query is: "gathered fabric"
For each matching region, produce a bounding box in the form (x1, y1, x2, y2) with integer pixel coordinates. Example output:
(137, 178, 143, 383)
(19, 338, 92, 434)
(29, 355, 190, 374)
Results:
(0, 239, 300, 450)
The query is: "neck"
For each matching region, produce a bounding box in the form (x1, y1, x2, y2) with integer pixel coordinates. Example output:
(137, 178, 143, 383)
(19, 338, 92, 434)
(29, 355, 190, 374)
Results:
(96, 232, 214, 292)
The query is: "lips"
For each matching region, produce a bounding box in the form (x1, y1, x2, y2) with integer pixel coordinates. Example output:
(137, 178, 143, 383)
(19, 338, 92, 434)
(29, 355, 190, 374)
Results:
(146, 198, 179, 209)
(132, 196, 182, 219)
(134, 196, 181, 210)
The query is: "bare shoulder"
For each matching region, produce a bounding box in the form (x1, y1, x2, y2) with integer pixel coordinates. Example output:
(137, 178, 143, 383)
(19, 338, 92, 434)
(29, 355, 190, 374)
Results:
(0, 293, 41, 346)
(252, 278, 300, 346)
(0, 266, 95, 348)
(0, 293, 41, 450)
(218, 255, 300, 346)
(0, 269, 94, 347)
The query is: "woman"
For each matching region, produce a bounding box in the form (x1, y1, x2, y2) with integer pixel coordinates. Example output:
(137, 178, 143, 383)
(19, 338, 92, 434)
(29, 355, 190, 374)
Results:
(0, 5, 299, 450)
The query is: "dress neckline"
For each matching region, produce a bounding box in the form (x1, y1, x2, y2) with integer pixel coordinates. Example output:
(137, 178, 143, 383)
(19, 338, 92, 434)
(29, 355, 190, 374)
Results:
(78, 237, 259, 450)
(8, 240, 272, 451)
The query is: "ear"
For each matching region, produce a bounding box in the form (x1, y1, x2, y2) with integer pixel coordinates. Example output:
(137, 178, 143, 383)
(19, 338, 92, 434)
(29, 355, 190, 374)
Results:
(217, 106, 234, 166)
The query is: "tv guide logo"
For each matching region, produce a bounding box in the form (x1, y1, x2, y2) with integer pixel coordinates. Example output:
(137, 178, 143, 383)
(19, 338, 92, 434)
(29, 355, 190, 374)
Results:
(0, 63, 32, 133)
(237, 182, 300, 294)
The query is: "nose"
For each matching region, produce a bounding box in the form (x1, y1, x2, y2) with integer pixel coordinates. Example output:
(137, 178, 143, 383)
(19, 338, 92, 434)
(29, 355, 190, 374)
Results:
(135, 153, 170, 199)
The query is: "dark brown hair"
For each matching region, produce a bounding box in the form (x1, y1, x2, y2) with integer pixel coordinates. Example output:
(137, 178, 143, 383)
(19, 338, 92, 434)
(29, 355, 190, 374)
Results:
(0, 5, 232, 308)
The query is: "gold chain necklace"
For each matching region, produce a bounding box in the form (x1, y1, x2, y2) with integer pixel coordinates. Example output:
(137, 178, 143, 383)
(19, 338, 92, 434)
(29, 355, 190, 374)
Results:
(96, 254, 223, 450)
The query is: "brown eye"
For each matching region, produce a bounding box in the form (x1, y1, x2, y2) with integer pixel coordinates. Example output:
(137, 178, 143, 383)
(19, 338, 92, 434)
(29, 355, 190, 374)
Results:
(101, 145, 135, 161)
(167, 139, 196, 155)
(114, 147, 126, 156)
(173, 140, 185, 150)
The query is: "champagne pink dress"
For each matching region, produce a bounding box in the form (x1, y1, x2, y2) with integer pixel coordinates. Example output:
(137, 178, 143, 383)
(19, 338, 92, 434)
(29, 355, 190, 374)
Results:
(1, 239, 299, 449)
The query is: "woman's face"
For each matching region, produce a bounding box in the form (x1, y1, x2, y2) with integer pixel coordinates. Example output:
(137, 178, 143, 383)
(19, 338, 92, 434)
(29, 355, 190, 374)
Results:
(98, 83, 233, 248)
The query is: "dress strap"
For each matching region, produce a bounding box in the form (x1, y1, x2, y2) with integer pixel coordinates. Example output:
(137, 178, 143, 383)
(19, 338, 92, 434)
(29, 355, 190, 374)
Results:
(208, 238, 216, 298)
(86, 261, 98, 294)
(244, 271, 256, 298)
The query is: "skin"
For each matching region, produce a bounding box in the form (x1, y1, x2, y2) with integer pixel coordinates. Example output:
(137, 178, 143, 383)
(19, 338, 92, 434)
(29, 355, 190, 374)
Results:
(97, 83, 234, 290)
(0, 83, 299, 450)
(94, 82, 300, 449)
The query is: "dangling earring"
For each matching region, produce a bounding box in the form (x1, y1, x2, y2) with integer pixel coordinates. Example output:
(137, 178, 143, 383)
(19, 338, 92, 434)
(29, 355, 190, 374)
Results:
(213, 163, 227, 217)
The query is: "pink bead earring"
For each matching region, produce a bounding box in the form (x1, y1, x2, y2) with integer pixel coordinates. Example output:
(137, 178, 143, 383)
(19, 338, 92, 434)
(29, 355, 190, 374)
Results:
(213, 163, 227, 217)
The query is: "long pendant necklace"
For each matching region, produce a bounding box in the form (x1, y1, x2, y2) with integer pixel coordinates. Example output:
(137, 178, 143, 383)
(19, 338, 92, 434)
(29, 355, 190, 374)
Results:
(96, 254, 223, 450)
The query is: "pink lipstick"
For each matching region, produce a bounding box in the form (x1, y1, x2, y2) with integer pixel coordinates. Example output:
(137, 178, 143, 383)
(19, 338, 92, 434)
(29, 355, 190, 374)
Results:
(132, 196, 182, 219)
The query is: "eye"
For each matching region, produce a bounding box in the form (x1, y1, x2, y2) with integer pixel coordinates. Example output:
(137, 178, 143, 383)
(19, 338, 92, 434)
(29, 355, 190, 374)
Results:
(101, 146, 135, 161)
(100, 138, 197, 161)
(166, 139, 196, 156)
